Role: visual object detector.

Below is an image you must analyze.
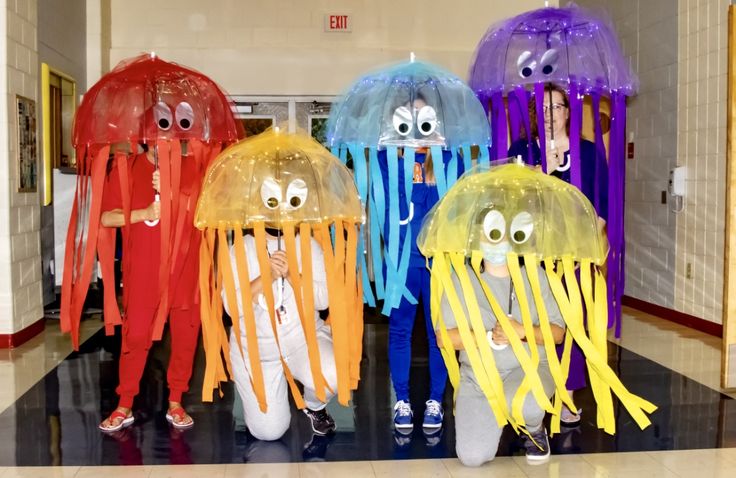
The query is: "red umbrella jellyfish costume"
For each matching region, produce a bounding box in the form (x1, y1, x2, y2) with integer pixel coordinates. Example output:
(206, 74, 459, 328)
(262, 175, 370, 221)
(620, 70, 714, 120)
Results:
(60, 53, 242, 350)
(469, 4, 637, 335)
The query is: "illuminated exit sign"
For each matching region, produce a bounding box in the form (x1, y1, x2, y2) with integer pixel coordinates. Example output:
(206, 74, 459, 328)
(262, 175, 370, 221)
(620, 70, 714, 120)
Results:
(324, 14, 351, 32)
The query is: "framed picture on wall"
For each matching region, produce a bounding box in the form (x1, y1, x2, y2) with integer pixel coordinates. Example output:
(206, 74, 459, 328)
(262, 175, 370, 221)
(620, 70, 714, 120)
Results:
(16, 95, 38, 193)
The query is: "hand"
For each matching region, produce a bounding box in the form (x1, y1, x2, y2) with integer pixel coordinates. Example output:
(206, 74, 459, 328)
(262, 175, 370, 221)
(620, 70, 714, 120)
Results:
(545, 147, 561, 173)
(145, 201, 160, 221)
(152, 170, 160, 193)
(492, 320, 526, 345)
(269, 250, 289, 279)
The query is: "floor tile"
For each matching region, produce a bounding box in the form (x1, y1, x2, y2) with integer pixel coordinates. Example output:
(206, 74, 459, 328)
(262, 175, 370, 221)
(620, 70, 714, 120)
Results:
(224, 463, 300, 478)
(512, 454, 599, 477)
(148, 464, 227, 478)
(75, 466, 151, 478)
(371, 458, 450, 477)
(1, 466, 80, 478)
(441, 457, 526, 477)
(300, 460, 375, 478)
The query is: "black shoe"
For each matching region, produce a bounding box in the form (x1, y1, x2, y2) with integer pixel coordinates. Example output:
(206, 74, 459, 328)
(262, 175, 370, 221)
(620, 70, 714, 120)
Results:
(524, 427, 550, 463)
(303, 408, 336, 436)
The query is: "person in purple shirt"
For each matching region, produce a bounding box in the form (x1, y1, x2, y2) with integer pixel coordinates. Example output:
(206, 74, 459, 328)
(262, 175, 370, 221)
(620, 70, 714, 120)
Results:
(508, 84, 608, 425)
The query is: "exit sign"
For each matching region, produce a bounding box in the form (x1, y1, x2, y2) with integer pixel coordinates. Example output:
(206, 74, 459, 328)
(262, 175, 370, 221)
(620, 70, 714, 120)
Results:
(324, 14, 351, 32)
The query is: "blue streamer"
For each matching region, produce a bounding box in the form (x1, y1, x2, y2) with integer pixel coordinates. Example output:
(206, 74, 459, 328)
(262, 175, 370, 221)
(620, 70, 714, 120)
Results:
(446, 148, 458, 190)
(357, 227, 375, 306)
(431, 145, 447, 197)
(403, 147, 415, 211)
(461, 145, 472, 173)
(386, 147, 400, 270)
(478, 143, 490, 166)
(349, 143, 368, 207)
(369, 147, 385, 298)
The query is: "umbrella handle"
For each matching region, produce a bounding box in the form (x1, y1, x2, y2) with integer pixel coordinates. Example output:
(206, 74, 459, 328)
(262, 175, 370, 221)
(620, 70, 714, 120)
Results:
(144, 194, 160, 227)
(486, 330, 509, 351)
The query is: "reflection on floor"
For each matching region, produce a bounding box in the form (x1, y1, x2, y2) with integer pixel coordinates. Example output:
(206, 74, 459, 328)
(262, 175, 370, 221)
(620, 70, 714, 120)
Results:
(0, 311, 734, 467)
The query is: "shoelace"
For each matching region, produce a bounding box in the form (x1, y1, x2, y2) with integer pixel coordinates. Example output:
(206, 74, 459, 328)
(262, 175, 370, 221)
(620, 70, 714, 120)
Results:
(396, 402, 412, 417)
(312, 409, 329, 421)
(425, 401, 441, 416)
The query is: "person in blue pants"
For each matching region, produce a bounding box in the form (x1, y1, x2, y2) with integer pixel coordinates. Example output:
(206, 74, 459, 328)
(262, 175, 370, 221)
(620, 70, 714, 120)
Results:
(379, 131, 458, 435)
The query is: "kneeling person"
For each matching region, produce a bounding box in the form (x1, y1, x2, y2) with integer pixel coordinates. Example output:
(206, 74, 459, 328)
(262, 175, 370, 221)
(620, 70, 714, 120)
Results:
(225, 228, 338, 440)
(439, 255, 565, 466)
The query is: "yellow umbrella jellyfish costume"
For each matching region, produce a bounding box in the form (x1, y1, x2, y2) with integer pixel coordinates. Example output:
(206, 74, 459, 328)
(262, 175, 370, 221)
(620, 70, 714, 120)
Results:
(417, 162, 656, 435)
(195, 128, 364, 410)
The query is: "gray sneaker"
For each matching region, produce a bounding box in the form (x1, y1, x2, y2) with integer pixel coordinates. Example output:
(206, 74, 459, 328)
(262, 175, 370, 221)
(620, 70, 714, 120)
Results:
(524, 427, 551, 463)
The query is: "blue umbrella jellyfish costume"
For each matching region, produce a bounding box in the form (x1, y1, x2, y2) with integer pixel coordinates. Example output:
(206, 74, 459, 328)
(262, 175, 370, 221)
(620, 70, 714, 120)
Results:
(468, 4, 637, 336)
(327, 58, 491, 429)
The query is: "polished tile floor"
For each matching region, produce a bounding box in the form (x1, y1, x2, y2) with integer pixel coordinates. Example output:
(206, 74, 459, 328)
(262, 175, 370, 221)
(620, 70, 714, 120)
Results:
(0, 306, 734, 476)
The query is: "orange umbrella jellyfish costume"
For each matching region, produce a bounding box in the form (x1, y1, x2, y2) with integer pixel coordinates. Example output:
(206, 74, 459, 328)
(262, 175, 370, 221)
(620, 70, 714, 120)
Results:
(195, 128, 363, 411)
(60, 53, 241, 421)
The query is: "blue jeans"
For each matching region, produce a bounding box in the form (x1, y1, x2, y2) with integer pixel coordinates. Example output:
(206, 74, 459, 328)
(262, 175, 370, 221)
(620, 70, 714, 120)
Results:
(388, 267, 447, 403)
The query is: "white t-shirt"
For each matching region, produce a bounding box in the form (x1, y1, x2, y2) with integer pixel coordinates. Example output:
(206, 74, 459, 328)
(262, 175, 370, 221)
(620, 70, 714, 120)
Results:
(223, 234, 329, 356)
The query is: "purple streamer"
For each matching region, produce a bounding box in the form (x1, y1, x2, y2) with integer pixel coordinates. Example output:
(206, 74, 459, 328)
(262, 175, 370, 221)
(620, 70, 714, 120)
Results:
(534, 83, 548, 173)
(568, 81, 583, 189)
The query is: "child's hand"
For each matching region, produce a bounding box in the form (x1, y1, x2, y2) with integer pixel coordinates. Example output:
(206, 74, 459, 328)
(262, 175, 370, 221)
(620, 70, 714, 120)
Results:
(269, 251, 289, 279)
(152, 170, 160, 193)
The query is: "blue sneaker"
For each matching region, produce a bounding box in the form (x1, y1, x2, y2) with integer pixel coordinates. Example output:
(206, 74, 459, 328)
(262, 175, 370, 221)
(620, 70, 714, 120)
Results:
(393, 400, 413, 430)
(422, 400, 444, 429)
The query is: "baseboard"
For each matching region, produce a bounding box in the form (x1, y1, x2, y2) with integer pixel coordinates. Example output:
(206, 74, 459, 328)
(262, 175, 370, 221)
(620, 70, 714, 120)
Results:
(622, 295, 723, 338)
(0, 318, 46, 349)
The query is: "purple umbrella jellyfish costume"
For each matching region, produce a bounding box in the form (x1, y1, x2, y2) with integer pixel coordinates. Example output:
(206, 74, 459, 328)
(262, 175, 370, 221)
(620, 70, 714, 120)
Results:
(468, 3, 637, 338)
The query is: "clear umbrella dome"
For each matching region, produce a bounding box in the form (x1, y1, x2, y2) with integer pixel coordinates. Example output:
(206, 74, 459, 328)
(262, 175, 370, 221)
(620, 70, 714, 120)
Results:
(327, 59, 490, 149)
(73, 53, 242, 146)
(469, 4, 638, 96)
(417, 162, 608, 263)
(195, 128, 363, 229)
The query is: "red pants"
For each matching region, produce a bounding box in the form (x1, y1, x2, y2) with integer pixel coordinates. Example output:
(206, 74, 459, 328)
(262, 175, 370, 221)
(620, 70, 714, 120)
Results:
(116, 304, 201, 408)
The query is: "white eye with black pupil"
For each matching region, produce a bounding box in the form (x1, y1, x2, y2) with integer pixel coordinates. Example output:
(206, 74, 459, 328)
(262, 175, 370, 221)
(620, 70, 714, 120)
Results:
(510, 211, 534, 244)
(540, 49, 559, 76)
(482, 210, 506, 244)
(260, 178, 281, 210)
(175, 102, 194, 130)
(285, 179, 308, 210)
(154, 101, 173, 131)
(392, 106, 413, 136)
(416, 105, 437, 136)
(517, 50, 537, 79)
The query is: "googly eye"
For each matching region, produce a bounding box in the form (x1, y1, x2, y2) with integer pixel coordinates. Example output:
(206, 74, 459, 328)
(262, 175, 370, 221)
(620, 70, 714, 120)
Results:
(482, 210, 506, 244)
(392, 106, 413, 136)
(175, 102, 194, 130)
(285, 178, 308, 210)
(540, 49, 559, 76)
(416, 105, 437, 136)
(153, 101, 173, 131)
(260, 177, 281, 210)
(516, 51, 537, 79)
(510, 211, 534, 244)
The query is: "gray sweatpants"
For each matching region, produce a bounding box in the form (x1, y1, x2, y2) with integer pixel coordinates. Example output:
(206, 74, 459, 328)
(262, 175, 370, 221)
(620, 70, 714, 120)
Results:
(230, 325, 337, 441)
(454, 364, 555, 467)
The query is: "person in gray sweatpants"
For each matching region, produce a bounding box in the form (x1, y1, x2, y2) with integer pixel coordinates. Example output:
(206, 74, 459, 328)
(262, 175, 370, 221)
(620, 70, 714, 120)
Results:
(224, 231, 338, 441)
(439, 261, 565, 466)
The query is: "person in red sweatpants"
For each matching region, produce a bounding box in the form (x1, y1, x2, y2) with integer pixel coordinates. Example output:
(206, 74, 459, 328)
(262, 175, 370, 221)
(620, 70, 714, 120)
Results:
(98, 144, 201, 432)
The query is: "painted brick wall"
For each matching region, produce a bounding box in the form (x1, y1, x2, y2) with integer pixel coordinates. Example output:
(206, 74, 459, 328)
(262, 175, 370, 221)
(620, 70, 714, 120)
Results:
(0, 0, 42, 335)
(577, 0, 680, 309)
(106, 0, 559, 95)
(675, 0, 728, 323)
(578, 0, 728, 325)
